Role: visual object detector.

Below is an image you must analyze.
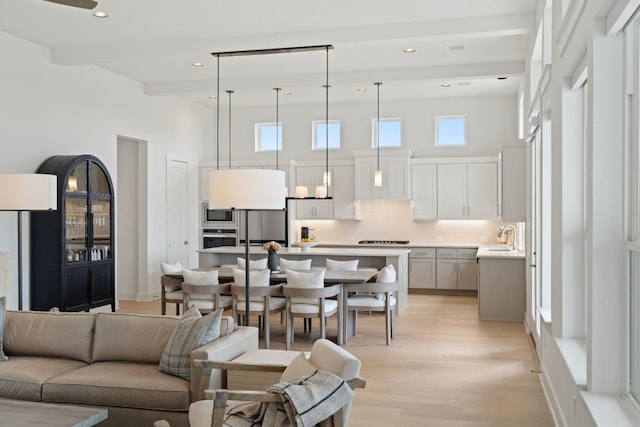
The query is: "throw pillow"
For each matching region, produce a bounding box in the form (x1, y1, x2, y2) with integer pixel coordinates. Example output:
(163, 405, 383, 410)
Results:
(0, 296, 7, 361)
(280, 351, 315, 382)
(375, 264, 397, 300)
(326, 258, 359, 271)
(232, 268, 270, 302)
(280, 258, 312, 270)
(286, 269, 325, 305)
(237, 257, 268, 270)
(161, 261, 182, 274)
(182, 269, 218, 285)
(159, 307, 222, 380)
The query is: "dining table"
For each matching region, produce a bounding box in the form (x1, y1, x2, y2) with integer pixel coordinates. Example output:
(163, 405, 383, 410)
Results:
(168, 267, 379, 344)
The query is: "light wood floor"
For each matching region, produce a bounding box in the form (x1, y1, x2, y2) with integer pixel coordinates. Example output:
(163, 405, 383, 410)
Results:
(118, 294, 554, 427)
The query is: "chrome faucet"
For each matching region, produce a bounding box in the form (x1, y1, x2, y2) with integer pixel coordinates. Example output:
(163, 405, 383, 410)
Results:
(498, 224, 517, 250)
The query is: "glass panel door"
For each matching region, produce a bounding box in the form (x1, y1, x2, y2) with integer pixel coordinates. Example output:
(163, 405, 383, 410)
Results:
(65, 198, 88, 262)
(89, 161, 111, 195)
(91, 199, 111, 260)
(67, 161, 88, 193)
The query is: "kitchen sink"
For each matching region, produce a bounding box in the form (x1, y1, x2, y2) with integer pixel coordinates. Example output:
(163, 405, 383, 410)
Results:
(484, 247, 514, 252)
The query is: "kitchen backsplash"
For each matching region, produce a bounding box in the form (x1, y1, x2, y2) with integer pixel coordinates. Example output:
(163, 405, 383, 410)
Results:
(295, 200, 515, 245)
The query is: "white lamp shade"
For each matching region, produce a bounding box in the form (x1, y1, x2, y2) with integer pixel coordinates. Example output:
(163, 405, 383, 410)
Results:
(374, 170, 383, 187)
(315, 186, 327, 198)
(295, 186, 309, 198)
(0, 174, 57, 211)
(209, 169, 285, 210)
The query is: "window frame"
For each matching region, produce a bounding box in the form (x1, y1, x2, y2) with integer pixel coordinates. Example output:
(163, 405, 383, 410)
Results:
(435, 115, 467, 147)
(371, 117, 402, 148)
(254, 122, 282, 152)
(312, 119, 341, 151)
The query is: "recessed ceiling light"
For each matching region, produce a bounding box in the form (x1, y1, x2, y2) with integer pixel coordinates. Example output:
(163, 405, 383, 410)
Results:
(282, 92, 292, 96)
(192, 62, 204, 67)
(497, 76, 508, 80)
(447, 44, 465, 52)
(93, 11, 108, 18)
(208, 96, 217, 100)
(440, 83, 451, 88)
(404, 48, 416, 53)
(357, 88, 368, 92)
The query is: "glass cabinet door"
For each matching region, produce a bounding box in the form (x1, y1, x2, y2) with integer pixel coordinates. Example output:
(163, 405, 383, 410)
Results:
(91, 199, 111, 260)
(65, 198, 88, 262)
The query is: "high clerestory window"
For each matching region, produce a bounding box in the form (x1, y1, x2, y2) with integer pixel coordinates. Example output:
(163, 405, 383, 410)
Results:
(372, 118, 402, 148)
(435, 115, 466, 147)
(312, 120, 340, 150)
(255, 122, 282, 152)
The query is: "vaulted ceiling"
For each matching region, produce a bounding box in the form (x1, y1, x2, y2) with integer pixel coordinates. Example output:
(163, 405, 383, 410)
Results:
(0, 0, 538, 107)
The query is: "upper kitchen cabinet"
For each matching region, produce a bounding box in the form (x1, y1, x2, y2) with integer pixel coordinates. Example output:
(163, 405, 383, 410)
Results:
(410, 161, 437, 220)
(294, 165, 333, 219)
(500, 145, 526, 222)
(354, 149, 411, 200)
(437, 158, 498, 219)
(331, 165, 361, 220)
(31, 155, 115, 312)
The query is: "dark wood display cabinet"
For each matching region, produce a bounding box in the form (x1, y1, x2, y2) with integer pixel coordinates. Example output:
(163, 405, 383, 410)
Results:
(31, 155, 115, 312)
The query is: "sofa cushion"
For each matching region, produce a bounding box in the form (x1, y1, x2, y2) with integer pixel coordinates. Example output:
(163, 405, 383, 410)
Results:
(43, 361, 190, 411)
(92, 312, 179, 363)
(0, 296, 7, 361)
(159, 308, 223, 380)
(4, 311, 95, 363)
(0, 355, 87, 401)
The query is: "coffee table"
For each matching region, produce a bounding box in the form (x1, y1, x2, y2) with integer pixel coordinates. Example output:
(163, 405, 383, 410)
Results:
(0, 398, 108, 426)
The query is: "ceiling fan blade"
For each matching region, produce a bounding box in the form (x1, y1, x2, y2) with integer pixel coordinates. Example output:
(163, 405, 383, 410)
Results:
(44, 0, 98, 10)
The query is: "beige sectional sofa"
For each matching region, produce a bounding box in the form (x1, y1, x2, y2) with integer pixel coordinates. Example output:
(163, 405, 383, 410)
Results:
(0, 310, 258, 427)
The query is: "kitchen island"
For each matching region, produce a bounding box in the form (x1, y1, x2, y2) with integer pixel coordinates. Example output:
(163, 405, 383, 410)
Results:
(198, 246, 410, 313)
(476, 246, 526, 321)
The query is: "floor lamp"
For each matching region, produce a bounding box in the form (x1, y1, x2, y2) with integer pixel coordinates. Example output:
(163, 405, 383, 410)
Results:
(0, 174, 57, 310)
(208, 169, 285, 326)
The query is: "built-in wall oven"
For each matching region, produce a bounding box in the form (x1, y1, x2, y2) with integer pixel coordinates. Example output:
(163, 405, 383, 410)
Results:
(202, 228, 238, 249)
(202, 202, 238, 228)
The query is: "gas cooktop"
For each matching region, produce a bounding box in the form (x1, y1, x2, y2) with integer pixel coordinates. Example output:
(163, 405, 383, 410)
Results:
(358, 240, 410, 245)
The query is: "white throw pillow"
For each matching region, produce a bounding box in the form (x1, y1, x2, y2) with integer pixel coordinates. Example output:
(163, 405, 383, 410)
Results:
(375, 264, 397, 300)
(237, 257, 268, 270)
(182, 269, 218, 285)
(161, 261, 182, 274)
(286, 269, 325, 305)
(232, 268, 270, 302)
(280, 258, 312, 270)
(326, 258, 359, 271)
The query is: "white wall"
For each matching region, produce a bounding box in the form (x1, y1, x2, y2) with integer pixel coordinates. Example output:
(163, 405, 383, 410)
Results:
(209, 96, 518, 164)
(0, 30, 212, 308)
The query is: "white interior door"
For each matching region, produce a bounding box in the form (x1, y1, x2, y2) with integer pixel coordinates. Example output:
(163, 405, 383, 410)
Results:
(166, 159, 189, 266)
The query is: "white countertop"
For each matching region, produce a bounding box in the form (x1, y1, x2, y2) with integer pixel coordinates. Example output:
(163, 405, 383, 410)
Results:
(315, 241, 481, 249)
(198, 246, 411, 257)
(476, 246, 526, 259)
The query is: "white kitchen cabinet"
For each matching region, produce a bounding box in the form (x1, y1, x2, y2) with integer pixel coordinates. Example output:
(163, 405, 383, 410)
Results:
(332, 165, 361, 220)
(410, 163, 437, 219)
(500, 145, 526, 222)
(409, 247, 436, 289)
(354, 150, 411, 200)
(437, 162, 497, 219)
(435, 248, 478, 290)
(295, 165, 333, 219)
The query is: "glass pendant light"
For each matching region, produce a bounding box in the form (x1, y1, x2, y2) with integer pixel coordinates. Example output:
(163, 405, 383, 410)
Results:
(374, 82, 383, 187)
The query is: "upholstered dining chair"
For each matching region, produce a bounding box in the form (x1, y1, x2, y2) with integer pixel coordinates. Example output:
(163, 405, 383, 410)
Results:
(160, 261, 184, 315)
(230, 268, 285, 349)
(346, 264, 398, 345)
(181, 269, 233, 314)
(161, 275, 183, 315)
(282, 269, 342, 350)
(180, 339, 366, 427)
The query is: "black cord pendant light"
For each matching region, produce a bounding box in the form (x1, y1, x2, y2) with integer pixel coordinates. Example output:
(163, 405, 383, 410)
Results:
(374, 82, 383, 187)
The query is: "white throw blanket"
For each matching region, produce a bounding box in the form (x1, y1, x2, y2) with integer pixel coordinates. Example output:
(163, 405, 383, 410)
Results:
(227, 370, 354, 427)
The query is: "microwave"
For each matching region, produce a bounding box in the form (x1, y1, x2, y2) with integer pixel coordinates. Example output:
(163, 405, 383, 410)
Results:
(202, 202, 238, 228)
